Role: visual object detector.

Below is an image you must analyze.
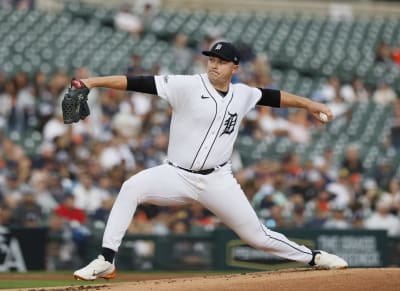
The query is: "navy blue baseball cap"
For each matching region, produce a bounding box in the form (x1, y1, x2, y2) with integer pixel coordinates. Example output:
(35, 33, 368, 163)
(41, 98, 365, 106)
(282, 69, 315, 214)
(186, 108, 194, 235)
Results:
(202, 41, 240, 64)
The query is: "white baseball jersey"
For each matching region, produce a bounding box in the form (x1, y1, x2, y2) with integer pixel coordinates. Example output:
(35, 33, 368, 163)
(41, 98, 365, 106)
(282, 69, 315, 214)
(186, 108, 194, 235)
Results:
(154, 73, 262, 170)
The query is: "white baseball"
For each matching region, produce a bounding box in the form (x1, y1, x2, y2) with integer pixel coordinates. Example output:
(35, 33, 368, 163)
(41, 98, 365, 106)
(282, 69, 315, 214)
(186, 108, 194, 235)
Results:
(319, 112, 328, 122)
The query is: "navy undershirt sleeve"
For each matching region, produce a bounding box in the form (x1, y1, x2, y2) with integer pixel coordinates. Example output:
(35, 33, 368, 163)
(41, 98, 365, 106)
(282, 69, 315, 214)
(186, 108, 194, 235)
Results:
(125, 75, 158, 95)
(256, 88, 281, 107)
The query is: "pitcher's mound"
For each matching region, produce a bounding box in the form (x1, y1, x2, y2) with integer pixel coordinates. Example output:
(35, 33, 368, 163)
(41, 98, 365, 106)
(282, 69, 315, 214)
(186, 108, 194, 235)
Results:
(109, 268, 399, 291)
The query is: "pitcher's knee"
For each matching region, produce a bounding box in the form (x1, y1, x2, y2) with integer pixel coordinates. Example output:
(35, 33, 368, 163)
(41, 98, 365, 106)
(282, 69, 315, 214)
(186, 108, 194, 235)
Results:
(119, 176, 143, 201)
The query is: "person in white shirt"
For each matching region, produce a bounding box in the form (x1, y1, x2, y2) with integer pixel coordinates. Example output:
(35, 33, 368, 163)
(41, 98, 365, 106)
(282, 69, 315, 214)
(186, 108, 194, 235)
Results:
(365, 194, 400, 237)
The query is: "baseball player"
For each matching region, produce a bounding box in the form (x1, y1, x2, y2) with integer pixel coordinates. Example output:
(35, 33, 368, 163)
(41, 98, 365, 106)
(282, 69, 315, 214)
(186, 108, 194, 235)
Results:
(72, 41, 347, 280)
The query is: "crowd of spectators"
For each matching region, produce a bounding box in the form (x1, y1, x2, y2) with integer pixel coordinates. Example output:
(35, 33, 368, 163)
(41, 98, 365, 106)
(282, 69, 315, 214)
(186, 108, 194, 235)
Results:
(1, 7, 400, 269)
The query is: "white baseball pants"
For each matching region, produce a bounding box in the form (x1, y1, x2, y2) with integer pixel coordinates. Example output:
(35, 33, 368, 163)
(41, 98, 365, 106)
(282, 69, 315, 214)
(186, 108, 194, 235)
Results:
(102, 163, 313, 264)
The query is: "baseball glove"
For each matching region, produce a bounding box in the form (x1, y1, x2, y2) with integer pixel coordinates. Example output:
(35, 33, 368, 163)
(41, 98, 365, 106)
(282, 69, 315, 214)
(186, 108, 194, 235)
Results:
(62, 79, 90, 124)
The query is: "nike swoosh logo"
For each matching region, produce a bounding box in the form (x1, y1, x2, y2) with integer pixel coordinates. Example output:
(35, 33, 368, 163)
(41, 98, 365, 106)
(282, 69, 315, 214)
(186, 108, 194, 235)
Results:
(201, 95, 211, 99)
(92, 269, 108, 277)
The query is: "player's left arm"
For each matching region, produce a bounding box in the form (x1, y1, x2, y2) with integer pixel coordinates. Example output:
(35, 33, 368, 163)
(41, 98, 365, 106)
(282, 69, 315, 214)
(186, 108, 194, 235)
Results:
(80, 75, 158, 94)
(256, 88, 333, 122)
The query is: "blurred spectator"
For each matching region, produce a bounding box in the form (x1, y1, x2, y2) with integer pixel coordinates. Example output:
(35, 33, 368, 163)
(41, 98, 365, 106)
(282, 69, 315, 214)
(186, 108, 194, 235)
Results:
(191, 55, 207, 74)
(0, 203, 12, 227)
(114, 3, 143, 37)
(171, 32, 193, 70)
(137, 1, 158, 33)
(341, 143, 364, 175)
(284, 193, 306, 228)
(42, 109, 68, 142)
(128, 207, 153, 234)
(305, 205, 330, 229)
(14, 71, 36, 132)
(392, 43, 400, 67)
(359, 178, 381, 215)
(281, 153, 304, 188)
(326, 168, 353, 208)
(93, 197, 115, 228)
(46, 213, 68, 270)
(170, 219, 191, 234)
(287, 109, 310, 144)
(313, 147, 337, 180)
(0, 72, 35, 133)
(55, 194, 86, 225)
(33, 71, 54, 130)
(258, 106, 290, 139)
(2, 171, 25, 209)
(124, 91, 153, 118)
(0, 68, 5, 93)
(30, 170, 58, 215)
(32, 142, 56, 170)
(351, 77, 370, 102)
(0, 79, 17, 132)
(323, 203, 351, 229)
(327, 93, 350, 119)
(390, 99, 400, 149)
(112, 109, 142, 140)
(98, 135, 136, 171)
(303, 169, 328, 202)
(126, 54, 145, 77)
(10, 186, 43, 227)
(72, 171, 110, 215)
(312, 76, 340, 103)
(365, 194, 400, 237)
(265, 204, 286, 228)
(384, 178, 400, 215)
(375, 42, 392, 63)
(188, 202, 217, 231)
(374, 158, 395, 191)
(339, 77, 370, 103)
(372, 80, 397, 105)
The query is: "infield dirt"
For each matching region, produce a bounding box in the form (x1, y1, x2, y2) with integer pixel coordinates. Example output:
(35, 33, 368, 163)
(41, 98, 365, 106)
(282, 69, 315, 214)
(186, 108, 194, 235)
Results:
(4, 268, 400, 291)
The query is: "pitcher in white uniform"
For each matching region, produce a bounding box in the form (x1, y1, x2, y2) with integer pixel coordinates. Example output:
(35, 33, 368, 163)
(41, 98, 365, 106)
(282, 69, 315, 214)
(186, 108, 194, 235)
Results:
(73, 41, 348, 280)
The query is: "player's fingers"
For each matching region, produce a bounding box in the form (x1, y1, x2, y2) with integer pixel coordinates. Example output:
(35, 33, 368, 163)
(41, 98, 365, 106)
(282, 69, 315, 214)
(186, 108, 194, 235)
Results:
(312, 103, 333, 120)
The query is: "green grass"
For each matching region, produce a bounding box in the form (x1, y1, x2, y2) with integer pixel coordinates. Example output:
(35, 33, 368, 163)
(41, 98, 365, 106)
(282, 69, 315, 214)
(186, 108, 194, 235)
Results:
(0, 280, 100, 289)
(0, 270, 245, 289)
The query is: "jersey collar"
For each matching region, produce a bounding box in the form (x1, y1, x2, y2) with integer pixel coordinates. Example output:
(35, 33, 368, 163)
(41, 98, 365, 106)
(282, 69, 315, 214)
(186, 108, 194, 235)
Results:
(201, 73, 233, 99)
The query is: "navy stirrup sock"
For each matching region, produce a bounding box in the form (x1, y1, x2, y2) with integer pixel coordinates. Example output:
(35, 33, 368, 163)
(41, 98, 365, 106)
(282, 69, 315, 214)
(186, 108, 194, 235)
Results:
(101, 247, 116, 263)
(309, 250, 321, 266)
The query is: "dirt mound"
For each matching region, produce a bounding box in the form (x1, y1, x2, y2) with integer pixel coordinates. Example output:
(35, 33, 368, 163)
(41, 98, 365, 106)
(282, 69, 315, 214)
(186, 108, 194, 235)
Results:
(10, 268, 400, 291)
(112, 268, 399, 291)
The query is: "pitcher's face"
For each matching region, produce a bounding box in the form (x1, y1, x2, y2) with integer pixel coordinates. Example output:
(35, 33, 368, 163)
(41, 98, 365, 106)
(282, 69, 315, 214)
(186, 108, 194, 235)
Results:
(206, 56, 238, 88)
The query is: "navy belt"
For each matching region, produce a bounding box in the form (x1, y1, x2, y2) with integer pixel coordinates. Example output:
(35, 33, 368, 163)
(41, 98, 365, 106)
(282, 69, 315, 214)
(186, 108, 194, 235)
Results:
(167, 160, 227, 175)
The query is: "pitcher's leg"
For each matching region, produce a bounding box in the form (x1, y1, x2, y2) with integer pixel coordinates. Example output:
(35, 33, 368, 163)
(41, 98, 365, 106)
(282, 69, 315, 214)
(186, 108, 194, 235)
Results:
(199, 168, 313, 264)
(232, 219, 313, 264)
(102, 164, 195, 252)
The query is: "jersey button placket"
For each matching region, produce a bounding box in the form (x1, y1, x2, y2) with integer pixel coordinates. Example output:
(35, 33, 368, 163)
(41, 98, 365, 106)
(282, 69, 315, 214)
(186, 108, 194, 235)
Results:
(194, 107, 223, 169)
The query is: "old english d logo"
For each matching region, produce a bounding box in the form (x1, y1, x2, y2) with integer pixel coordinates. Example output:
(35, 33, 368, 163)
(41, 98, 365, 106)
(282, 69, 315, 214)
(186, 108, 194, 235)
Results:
(220, 112, 237, 136)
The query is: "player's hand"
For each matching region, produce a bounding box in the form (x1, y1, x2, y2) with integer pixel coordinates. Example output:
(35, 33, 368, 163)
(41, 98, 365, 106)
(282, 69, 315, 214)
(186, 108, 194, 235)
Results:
(308, 101, 333, 123)
(79, 78, 92, 90)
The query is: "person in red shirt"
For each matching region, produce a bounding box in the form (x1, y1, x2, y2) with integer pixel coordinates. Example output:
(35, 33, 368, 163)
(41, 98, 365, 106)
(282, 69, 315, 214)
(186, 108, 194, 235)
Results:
(55, 194, 86, 225)
(54, 194, 89, 264)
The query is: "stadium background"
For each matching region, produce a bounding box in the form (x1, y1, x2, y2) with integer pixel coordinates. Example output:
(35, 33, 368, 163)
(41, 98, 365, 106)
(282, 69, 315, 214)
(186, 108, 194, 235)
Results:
(1, 0, 400, 272)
